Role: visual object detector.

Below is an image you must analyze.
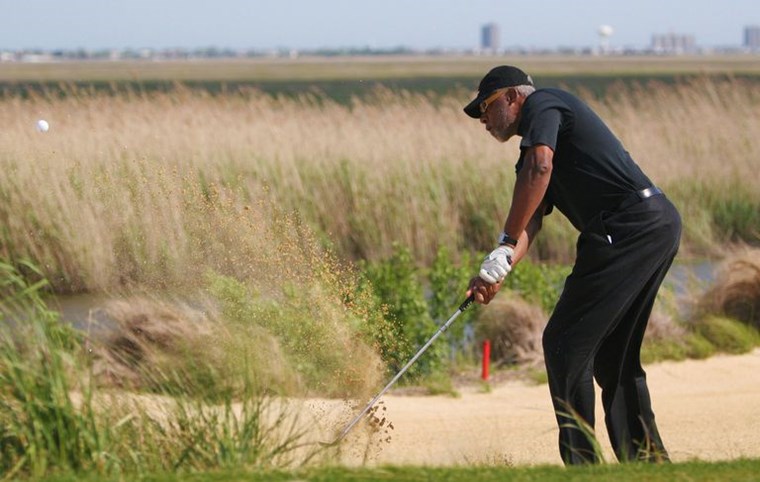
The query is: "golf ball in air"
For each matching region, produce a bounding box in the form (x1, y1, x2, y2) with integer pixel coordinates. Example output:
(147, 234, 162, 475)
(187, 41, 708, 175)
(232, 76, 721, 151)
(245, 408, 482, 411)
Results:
(36, 119, 49, 132)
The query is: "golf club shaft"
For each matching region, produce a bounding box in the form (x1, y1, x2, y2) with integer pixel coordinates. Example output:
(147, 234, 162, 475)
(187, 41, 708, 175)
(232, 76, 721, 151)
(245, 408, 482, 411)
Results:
(331, 294, 475, 444)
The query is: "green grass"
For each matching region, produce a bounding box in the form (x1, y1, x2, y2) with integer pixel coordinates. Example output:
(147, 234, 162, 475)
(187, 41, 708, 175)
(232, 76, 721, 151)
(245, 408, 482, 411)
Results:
(665, 180, 760, 253)
(641, 314, 760, 365)
(3, 55, 760, 103)
(38, 458, 760, 482)
(693, 315, 760, 354)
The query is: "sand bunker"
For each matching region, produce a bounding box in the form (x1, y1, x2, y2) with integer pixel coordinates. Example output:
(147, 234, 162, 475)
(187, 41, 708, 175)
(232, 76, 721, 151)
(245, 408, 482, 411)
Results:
(307, 349, 760, 466)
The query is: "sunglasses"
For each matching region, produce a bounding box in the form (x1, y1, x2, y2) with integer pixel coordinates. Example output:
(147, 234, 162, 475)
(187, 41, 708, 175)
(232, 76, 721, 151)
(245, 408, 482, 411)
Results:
(479, 88, 510, 115)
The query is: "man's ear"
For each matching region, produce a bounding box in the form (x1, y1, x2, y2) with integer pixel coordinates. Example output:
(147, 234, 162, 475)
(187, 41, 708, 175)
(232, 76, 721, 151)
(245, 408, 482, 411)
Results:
(505, 87, 518, 104)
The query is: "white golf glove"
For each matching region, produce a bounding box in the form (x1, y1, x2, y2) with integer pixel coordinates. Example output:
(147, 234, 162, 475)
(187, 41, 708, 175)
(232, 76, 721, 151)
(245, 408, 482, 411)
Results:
(479, 245, 514, 284)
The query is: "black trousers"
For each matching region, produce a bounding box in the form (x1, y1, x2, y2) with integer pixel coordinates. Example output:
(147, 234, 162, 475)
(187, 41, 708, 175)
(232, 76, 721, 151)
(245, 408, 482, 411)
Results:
(542, 194, 681, 465)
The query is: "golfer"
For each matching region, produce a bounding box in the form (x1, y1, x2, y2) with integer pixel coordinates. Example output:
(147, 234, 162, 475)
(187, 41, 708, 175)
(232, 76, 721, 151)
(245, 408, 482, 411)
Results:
(464, 66, 681, 464)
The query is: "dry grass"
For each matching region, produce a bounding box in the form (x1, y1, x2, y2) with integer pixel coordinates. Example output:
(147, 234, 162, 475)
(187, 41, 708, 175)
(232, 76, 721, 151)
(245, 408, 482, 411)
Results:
(584, 77, 760, 184)
(698, 248, 760, 329)
(474, 294, 546, 366)
(1, 91, 392, 397)
(91, 296, 218, 389)
(0, 78, 758, 295)
(80, 280, 388, 401)
(89, 295, 303, 397)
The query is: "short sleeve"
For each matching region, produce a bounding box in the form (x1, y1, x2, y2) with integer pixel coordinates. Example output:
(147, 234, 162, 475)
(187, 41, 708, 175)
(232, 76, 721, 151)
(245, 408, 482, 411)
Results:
(519, 106, 562, 151)
(517, 90, 572, 153)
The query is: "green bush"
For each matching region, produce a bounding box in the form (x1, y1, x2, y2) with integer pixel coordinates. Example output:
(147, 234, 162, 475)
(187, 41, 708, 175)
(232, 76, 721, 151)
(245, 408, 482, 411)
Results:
(360, 244, 444, 379)
(359, 246, 571, 378)
(642, 312, 760, 365)
(641, 333, 716, 364)
(428, 247, 479, 360)
(692, 315, 760, 355)
(684, 333, 718, 359)
(504, 259, 571, 314)
(207, 273, 382, 397)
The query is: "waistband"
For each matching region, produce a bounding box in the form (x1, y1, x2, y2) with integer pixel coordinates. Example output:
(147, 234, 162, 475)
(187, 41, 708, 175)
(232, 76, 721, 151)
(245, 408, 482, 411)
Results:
(615, 186, 663, 212)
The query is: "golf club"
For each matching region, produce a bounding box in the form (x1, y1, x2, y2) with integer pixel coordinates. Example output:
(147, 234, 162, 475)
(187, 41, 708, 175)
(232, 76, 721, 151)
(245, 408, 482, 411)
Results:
(321, 293, 476, 446)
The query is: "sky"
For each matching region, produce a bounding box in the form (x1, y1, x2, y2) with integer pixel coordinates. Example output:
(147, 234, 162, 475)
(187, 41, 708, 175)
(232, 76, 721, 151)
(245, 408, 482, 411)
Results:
(1, 0, 758, 51)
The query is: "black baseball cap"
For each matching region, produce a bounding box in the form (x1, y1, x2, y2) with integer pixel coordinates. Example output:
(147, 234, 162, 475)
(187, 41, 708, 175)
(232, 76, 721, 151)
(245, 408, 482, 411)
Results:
(463, 65, 534, 118)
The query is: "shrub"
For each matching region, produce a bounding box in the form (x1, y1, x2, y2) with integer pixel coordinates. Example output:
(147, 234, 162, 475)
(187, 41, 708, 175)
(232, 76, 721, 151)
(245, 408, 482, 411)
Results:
(685, 333, 718, 359)
(428, 247, 479, 360)
(474, 294, 546, 367)
(698, 249, 760, 330)
(360, 244, 444, 379)
(691, 315, 760, 355)
(640, 333, 715, 364)
(360, 248, 568, 374)
(206, 273, 384, 398)
(91, 294, 269, 399)
(504, 259, 570, 314)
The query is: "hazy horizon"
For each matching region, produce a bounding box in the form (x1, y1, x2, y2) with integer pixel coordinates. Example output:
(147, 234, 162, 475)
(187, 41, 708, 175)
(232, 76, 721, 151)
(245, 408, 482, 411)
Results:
(2, 0, 758, 51)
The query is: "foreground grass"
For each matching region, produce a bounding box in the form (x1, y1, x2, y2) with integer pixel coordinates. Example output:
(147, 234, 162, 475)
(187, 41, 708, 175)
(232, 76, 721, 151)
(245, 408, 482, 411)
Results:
(0, 259, 372, 479)
(40, 458, 760, 482)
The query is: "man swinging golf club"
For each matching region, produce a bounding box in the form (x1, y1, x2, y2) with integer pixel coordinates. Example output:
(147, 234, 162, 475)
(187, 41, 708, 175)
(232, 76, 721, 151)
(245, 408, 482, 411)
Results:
(464, 66, 681, 465)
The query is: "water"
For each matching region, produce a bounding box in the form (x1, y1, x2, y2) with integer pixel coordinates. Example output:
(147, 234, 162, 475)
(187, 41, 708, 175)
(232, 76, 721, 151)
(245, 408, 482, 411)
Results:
(665, 260, 715, 297)
(50, 261, 718, 337)
(48, 293, 117, 337)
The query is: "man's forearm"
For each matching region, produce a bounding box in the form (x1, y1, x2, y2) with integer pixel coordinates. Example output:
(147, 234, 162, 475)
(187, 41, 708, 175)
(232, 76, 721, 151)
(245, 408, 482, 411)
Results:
(511, 209, 543, 265)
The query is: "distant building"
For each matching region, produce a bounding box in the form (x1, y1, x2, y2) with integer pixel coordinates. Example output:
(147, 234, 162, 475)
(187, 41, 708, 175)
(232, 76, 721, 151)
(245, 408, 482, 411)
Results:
(597, 25, 614, 55)
(651, 33, 696, 54)
(481, 23, 500, 52)
(745, 25, 760, 50)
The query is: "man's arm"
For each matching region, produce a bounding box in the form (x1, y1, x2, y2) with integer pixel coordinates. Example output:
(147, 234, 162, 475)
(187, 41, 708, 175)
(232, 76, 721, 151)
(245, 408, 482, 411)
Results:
(511, 198, 546, 265)
(467, 199, 547, 304)
(502, 144, 554, 251)
(467, 145, 553, 304)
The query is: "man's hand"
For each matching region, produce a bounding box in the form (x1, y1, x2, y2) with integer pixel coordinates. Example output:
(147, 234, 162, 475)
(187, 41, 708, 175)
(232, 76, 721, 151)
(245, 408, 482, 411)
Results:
(479, 245, 514, 284)
(467, 276, 502, 305)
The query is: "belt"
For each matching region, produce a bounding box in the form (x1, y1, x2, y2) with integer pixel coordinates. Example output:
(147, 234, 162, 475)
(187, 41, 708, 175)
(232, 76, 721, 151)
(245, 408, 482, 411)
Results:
(615, 186, 663, 212)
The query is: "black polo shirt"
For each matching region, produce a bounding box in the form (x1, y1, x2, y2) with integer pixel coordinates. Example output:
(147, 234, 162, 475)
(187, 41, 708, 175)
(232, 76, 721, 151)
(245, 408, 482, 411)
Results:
(516, 88, 653, 231)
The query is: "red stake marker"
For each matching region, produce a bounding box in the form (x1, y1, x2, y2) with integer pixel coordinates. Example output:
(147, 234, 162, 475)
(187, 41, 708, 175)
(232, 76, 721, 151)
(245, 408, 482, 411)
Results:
(482, 339, 491, 380)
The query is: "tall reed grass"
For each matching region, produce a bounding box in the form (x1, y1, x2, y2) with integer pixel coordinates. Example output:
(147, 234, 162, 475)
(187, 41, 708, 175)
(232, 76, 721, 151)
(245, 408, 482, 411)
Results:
(1, 78, 757, 297)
